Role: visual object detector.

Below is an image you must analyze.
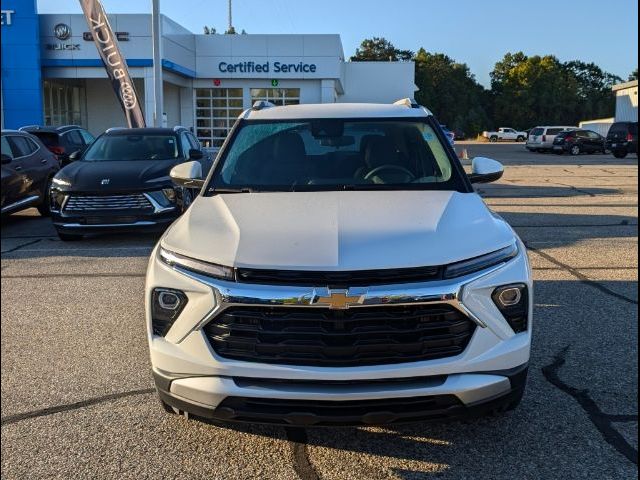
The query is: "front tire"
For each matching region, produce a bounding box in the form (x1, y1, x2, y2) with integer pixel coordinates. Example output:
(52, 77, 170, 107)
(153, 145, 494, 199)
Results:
(516, 136, 525, 142)
(36, 177, 53, 217)
(490, 136, 498, 143)
(613, 149, 628, 159)
(570, 145, 581, 156)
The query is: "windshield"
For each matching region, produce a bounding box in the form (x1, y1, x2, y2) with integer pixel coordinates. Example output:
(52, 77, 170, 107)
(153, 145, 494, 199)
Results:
(209, 119, 465, 192)
(82, 134, 179, 161)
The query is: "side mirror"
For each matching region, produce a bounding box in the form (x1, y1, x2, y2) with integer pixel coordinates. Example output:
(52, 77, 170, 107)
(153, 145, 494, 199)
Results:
(170, 160, 205, 188)
(469, 157, 504, 184)
(68, 150, 82, 161)
(188, 148, 204, 160)
(1, 154, 12, 165)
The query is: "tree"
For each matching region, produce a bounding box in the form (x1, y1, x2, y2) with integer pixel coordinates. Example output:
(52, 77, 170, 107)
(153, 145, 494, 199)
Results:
(414, 48, 491, 135)
(351, 37, 413, 62)
(564, 60, 621, 120)
(630, 68, 639, 81)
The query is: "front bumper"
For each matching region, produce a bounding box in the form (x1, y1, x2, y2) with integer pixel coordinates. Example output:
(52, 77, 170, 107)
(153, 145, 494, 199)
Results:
(145, 238, 533, 424)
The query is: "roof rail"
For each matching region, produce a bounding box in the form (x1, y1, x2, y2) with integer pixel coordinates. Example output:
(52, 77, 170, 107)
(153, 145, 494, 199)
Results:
(105, 127, 127, 133)
(252, 100, 276, 111)
(18, 125, 40, 131)
(393, 98, 420, 108)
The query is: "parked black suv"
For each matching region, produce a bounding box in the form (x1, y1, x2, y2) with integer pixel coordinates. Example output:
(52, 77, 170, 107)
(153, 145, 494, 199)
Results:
(1, 130, 60, 216)
(50, 127, 210, 240)
(552, 129, 606, 155)
(19, 125, 95, 166)
(606, 122, 638, 158)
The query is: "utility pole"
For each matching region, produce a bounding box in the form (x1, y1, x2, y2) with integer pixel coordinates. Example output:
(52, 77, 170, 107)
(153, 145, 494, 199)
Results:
(152, 0, 163, 127)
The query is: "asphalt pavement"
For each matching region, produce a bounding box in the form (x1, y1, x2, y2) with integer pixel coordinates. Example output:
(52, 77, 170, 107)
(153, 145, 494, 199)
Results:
(1, 143, 637, 479)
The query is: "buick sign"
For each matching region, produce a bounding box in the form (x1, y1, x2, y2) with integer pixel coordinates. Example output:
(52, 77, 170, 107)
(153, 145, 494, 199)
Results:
(54, 23, 72, 40)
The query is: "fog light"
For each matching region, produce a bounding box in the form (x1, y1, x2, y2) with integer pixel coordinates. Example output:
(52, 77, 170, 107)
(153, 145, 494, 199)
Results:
(492, 284, 528, 333)
(152, 288, 188, 336)
(162, 188, 177, 202)
(496, 287, 522, 307)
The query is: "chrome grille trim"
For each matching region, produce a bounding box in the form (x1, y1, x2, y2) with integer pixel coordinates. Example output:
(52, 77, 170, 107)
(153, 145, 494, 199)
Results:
(63, 194, 154, 213)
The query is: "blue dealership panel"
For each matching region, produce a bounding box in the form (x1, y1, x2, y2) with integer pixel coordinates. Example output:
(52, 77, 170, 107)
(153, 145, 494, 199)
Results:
(1, 0, 43, 129)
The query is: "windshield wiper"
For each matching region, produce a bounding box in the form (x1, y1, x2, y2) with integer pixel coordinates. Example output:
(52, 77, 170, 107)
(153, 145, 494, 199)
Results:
(211, 187, 256, 194)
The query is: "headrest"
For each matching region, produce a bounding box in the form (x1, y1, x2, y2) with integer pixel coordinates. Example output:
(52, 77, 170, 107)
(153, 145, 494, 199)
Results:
(273, 132, 306, 160)
(364, 136, 397, 169)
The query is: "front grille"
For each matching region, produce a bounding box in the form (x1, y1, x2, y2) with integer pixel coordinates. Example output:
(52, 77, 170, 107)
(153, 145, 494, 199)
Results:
(214, 395, 464, 426)
(235, 266, 441, 287)
(204, 305, 476, 367)
(63, 194, 153, 213)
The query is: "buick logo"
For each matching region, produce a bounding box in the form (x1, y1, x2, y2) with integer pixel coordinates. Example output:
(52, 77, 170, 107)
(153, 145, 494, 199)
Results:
(120, 82, 138, 110)
(53, 23, 72, 41)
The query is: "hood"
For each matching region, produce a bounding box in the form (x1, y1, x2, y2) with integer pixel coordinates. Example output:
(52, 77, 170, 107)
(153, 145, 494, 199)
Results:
(162, 191, 516, 271)
(54, 160, 176, 192)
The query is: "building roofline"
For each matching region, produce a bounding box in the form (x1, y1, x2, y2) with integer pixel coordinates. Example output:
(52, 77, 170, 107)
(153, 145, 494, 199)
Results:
(612, 80, 638, 91)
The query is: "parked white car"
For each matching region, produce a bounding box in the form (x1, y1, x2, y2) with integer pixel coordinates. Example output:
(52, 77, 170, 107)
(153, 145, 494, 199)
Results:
(146, 99, 533, 426)
(526, 126, 577, 152)
(482, 128, 527, 142)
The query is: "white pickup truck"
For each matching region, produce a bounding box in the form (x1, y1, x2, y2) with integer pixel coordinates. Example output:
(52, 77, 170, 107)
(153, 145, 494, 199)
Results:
(482, 128, 527, 142)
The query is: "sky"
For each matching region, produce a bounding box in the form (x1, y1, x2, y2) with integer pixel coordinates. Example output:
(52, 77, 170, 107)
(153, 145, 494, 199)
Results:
(37, 0, 638, 86)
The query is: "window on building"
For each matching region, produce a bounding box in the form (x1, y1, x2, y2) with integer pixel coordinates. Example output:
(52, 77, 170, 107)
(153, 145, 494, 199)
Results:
(195, 88, 243, 148)
(250, 88, 300, 106)
(43, 80, 87, 127)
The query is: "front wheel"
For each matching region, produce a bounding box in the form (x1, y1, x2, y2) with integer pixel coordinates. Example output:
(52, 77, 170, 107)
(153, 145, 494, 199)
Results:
(570, 145, 581, 156)
(490, 136, 498, 143)
(37, 178, 53, 217)
(516, 136, 525, 142)
(613, 149, 628, 159)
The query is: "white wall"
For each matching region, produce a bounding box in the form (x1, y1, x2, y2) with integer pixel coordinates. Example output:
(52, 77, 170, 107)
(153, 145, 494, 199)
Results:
(163, 82, 181, 127)
(85, 78, 145, 134)
(338, 62, 417, 104)
(615, 86, 638, 122)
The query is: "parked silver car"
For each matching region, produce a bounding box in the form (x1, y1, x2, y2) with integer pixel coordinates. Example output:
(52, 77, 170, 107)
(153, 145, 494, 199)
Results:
(526, 126, 577, 152)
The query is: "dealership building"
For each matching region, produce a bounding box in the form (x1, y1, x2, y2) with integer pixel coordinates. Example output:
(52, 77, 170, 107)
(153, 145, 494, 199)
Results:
(1, 2, 416, 147)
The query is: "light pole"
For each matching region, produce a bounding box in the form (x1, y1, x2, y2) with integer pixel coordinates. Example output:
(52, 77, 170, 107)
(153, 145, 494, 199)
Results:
(151, 0, 163, 127)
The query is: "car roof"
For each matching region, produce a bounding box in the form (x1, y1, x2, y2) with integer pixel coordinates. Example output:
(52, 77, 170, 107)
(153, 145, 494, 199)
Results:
(20, 125, 83, 133)
(244, 102, 433, 121)
(103, 127, 181, 136)
(2, 129, 35, 136)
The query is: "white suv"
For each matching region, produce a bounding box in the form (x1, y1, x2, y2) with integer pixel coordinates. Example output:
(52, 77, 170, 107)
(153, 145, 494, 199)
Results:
(146, 99, 533, 426)
(526, 126, 577, 152)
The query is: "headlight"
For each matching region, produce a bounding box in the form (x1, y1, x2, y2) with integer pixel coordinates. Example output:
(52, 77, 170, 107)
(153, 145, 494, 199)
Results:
(492, 283, 529, 333)
(51, 177, 71, 187)
(444, 243, 518, 279)
(159, 247, 235, 281)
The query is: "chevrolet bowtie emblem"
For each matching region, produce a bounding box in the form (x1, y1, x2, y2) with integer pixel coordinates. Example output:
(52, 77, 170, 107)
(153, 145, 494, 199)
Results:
(314, 291, 363, 309)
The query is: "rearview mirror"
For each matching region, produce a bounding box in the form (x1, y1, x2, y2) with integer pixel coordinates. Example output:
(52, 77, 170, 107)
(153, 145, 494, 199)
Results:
(170, 160, 205, 188)
(188, 148, 204, 160)
(1, 154, 12, 164)
(468, 157, 504, 184)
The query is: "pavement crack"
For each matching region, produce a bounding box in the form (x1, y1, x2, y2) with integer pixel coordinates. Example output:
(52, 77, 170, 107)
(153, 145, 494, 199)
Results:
(0, 388, 155, 427)
(526, 245, 638, 305)
(285, 427, 320, 480)
(0, 239, 42, 254)
(542, 346, 638, 465)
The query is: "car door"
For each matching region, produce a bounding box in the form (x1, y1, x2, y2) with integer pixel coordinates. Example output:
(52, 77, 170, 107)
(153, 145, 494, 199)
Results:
(1, 135, 25, 209)
(586, 131, 603, 152)
(8, 135, 50, 199)
(61, 129, 86, 160)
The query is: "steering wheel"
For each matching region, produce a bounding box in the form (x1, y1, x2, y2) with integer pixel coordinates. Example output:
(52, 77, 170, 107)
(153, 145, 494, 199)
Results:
(364, 165, 415, 182)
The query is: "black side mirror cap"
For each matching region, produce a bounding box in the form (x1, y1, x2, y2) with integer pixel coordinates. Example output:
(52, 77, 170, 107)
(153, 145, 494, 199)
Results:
(189, 149, 204, 160)
(1, 154, 12, 164)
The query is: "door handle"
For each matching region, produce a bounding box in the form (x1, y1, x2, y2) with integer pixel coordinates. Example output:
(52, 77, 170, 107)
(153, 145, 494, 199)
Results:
(14, 166, 22, 171)
(41, 159, 48, 164)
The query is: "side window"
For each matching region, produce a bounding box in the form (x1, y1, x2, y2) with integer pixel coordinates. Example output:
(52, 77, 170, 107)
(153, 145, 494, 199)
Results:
(1, 136, 14, 159)
(7, 136, 35, 157)
(26, 137, 40, 153)
(64, 130, 84, 149)
(576, 131, 588, 138)
(79, 129, 95, 145)
(587, 131, 600, 139)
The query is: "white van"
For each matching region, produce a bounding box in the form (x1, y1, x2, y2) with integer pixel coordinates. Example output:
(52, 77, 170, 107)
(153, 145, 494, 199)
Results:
(526, 126, 577, 152)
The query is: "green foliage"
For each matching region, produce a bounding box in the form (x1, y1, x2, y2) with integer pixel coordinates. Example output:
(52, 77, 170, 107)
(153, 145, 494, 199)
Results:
(351, 37, 413, 62)
(630, 68, 639, 81)
(414, 48, 491, 135)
